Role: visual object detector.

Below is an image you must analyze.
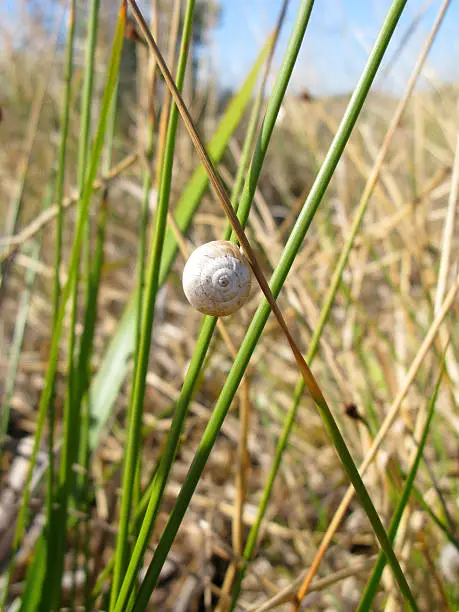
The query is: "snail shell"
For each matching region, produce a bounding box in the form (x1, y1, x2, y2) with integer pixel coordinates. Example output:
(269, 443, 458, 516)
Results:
(182, 240, 252, 316)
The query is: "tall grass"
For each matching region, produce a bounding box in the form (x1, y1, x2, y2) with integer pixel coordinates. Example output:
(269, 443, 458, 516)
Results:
(1, 1, 458, 610)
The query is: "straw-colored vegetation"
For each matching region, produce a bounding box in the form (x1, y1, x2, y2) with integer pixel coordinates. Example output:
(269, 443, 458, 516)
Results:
(1, 1, 458, 610)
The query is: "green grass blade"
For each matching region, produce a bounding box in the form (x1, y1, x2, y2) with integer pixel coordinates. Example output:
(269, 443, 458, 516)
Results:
(229, 1, 452, 603)
(53, 0, 76, 318)
(109, 2, 195, 606)
(132, 69, 155, 480)
(79, 0, 101, 312)
(133, 1, 419, 607)
(64, 0, 101, 511)
(77, 0, 100, 189)
(357, 361, 446, 610)
(78, 194, 109, 611)
(18, 536, 48, 612)
(40, 3, 77, 606)
(73, 85, 115, 602)
(87, 38, 271, 453)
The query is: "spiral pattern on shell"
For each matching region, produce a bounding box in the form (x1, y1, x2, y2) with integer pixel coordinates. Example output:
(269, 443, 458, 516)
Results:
(182, 240, 252, 316)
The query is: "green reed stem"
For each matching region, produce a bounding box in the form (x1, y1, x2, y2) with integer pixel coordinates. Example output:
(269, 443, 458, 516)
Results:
(44, 2, 101, 607)
(109, 2, 195, 607)
(48, 0, 76, 480)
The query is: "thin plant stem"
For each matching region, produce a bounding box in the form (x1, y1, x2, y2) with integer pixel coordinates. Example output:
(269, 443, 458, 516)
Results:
(77, 80, 118, 612)
(80, 191, 109, 611)
(49, 0, 76, 469)
(436, 142, 459, 305)
(45, 1, 101, 607)
(79, 0, 101, 296)
(130, 0, 181, 515)
(109, 2, 196, 607)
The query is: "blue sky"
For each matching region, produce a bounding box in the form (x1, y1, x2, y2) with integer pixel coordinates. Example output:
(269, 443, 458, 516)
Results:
(2, 0, 457, 96)
(211, 0, 459, 95)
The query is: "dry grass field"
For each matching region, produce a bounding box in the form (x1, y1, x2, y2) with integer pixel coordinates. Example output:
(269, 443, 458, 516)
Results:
(0, 1, 458, 610)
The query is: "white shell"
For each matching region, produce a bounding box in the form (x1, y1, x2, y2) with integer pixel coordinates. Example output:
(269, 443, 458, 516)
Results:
(182, 240, 252, 316)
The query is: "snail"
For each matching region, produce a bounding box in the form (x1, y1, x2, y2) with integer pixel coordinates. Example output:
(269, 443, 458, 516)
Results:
(182, 240, 252, 316)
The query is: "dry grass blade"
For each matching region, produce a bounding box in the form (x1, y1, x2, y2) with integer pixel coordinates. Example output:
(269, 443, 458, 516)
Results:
(354, 165, 450, 248)
(248, 557, 377, 612)
(360, 0, 452, 208)
(127, 0, 326, 412)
